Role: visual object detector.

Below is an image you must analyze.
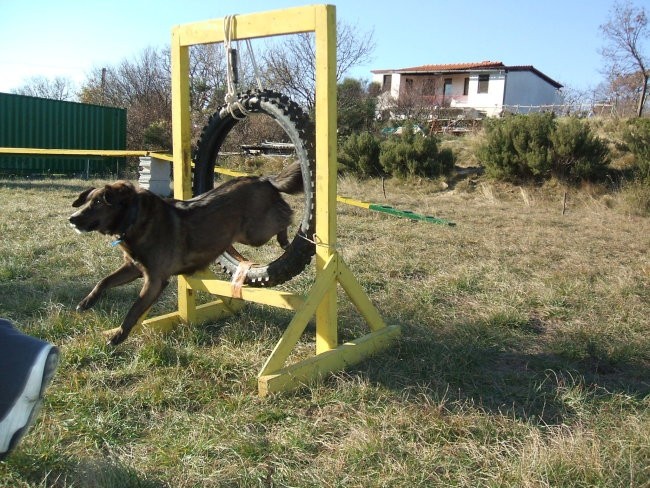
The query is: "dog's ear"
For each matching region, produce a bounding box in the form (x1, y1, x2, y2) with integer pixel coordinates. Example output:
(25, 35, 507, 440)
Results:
(72, 187, 95, 207)
(103, 181, 135, 206)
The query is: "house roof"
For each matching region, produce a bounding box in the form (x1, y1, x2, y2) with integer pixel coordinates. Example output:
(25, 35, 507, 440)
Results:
(371, 61, 563, 88)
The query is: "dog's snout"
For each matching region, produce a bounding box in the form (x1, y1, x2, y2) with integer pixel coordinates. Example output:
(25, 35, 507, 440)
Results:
(68, 210, 91, 234)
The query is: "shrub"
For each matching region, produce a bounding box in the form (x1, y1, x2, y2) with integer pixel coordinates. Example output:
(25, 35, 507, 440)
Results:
(379, 124, 454, 178)
(143, 120, 172, 150)
(338, 132, 383, 178)
(622, 118, 650, 180)
(551, 117, 609, 182)
(478, 113, 610, 183)
(478, 113, 554, 180)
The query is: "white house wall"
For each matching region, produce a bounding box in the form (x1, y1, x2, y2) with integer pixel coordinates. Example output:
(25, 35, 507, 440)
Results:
(371, 73, 402, 99)
(390, 73, 401, 99)
(372, 68, 562, 117)
(464, 72, 506, 116)
(372, 72, 402, 112)
(503, 71, 562, 111)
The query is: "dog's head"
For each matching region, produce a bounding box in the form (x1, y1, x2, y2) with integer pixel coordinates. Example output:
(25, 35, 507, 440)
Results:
(69, 181, 138, 235)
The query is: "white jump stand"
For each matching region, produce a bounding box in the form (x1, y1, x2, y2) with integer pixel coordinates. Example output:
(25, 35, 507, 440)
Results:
(138, 156, 171, 196)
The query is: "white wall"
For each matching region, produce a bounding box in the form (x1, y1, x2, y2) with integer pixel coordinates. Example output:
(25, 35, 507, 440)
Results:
(373, 72, 402, 112)
(463, 72, 506, 116)
(372, 72, 402, 99)
(373, 69, 562, 117)
(503, 71, 562, 111)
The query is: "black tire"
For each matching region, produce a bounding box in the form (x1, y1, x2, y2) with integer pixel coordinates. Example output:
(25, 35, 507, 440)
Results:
(192, 89, 316, 287)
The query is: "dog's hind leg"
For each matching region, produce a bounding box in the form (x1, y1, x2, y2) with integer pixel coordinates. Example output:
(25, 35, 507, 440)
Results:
(77, 262, 142, 312)
(105, 276, 169, 346)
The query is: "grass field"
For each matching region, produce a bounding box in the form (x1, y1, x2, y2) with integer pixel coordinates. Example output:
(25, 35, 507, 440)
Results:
(0, 175, 648, 487)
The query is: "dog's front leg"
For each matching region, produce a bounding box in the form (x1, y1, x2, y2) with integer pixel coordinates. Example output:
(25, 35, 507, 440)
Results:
(276, 228, 290, 250)
(104, 275, 169, 346)
(77, 262, 143, 311)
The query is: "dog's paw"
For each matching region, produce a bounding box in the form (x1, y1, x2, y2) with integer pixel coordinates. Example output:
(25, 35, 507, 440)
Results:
(103, 327, 127, 346)
(77, 294, 99, 311)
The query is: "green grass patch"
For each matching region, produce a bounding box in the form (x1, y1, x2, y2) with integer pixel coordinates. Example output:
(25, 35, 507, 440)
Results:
(0, 177, 648, 487)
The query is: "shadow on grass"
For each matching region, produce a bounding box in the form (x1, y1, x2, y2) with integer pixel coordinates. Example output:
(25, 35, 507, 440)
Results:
(0, 179, 95, 195)
(5, 451, 166, 488)
(0, 278, 142, 318)
(354, 320, 649, 425)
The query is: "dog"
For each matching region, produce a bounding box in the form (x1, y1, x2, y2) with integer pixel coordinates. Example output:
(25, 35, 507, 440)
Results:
(69, 162, 303, 345)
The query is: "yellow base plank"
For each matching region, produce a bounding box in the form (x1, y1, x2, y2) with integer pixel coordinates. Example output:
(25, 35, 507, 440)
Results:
(258, 324, 401, 397)
(141, 298, 245, 333)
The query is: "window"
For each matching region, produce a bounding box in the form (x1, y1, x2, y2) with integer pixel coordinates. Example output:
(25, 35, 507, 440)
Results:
(382, 74, 392, 92)
(463, 77, 470, 96)
(405, 78, 414, 93)
(478, 74, 489, 94)
(443, 78, 453, 96)
(422, 77, 436, 96)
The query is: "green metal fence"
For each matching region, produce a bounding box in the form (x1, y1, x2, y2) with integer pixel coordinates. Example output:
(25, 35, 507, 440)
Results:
(0, 93, 126, 176)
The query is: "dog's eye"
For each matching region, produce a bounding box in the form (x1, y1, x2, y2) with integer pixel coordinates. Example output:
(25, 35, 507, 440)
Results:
(92, 198, 103, 206)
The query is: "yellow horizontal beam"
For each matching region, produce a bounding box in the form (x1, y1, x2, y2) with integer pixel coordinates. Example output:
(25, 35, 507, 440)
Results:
(140, 310, 183, 333)
(0, 147, 168, 158)
(149, 152, 174, 162)
(258, 324, 401, 397)
(213, 166, 250, 178)
(140, 298, 244, 333)
(174, 5, 323, 46)
(336, 195, 372, 209)
(185, 270, 305, 311)
(210, 166, 376, 210)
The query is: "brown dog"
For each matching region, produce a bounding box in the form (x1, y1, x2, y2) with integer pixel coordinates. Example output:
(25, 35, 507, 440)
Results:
(69, 162, 303, 345)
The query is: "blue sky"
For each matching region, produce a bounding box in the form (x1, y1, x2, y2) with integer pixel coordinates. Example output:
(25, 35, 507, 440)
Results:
(0, 0, 624, 94)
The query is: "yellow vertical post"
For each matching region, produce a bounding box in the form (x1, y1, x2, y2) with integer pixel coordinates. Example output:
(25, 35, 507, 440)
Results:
(145, 6, 399, 397)
(171, 27, 197, 323)
(314, 5, 338, 354)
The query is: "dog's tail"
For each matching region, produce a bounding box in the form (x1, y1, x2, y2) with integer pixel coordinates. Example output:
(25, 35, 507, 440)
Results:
(267, 161, 304, 194)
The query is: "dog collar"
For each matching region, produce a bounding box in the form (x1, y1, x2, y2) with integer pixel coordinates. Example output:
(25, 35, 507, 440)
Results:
(113, 202, 140, 244)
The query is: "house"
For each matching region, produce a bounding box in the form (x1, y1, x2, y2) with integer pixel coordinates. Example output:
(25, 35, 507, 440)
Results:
(371, 61, 563, 118)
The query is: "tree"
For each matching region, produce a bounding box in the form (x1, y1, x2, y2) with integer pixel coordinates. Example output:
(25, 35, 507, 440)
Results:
(382, 79, 441, 123)
(337, 78, 377, 136)
(600, 1, 649, 117)
(79, 47, 172, 150)
(262, 21, 375, 111)
(11, 76, 77, 101)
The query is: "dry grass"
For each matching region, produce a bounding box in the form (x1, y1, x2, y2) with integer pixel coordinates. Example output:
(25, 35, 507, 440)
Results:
(0, 175, 648, 487)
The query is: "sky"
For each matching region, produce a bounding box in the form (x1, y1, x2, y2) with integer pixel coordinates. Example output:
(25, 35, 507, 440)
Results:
(0, 0, 627, 95)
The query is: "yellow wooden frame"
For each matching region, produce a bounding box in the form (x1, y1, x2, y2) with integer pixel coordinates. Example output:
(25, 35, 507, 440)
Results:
(142, 4, 400, 396)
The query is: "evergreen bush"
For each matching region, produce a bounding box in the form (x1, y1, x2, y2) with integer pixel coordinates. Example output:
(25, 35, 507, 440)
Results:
(478, 113, 554, 180)
(478, 113, 610, 183)
(551, 117, 609, 182)
(623, 118, 650, 180)
(338, 132, 383, 178)
(379, 124, 454, 178)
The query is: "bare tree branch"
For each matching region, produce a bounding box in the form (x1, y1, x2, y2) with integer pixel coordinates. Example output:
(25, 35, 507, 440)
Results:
(600, 1, 649, 116)
(11, 76, 77, 101)
(262, 21, 375, 111)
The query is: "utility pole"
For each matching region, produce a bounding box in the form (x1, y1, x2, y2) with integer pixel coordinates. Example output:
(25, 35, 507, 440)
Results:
(101, 68, 107, 105)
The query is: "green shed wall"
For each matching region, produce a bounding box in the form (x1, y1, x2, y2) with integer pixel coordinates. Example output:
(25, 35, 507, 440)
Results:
(0, 93, 127, 176)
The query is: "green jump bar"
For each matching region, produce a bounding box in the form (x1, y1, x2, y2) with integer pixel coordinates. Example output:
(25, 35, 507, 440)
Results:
(368, 204, 456, 226)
